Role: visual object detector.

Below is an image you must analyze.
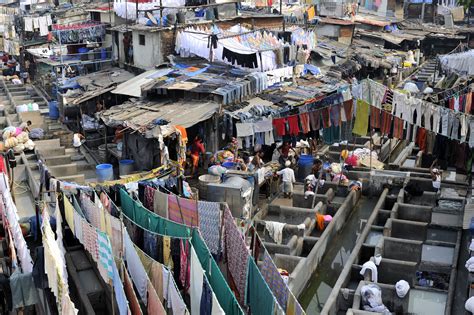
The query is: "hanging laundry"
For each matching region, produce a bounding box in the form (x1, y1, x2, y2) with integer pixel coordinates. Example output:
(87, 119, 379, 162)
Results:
(197, 201, 221, 256)
(179, 240, 190, 291)
(125, 231, 148, 305)
(224, 208, 249, 306)
(123, 262, 143, 315)
(190, 245, 205, 314)
(287, 115, 300, 136)
(10, 271, 39, 309)
(330, 104, 341, 127)
(299, 113, 310, 134)
(320, 107, 331, 129)
(153, 189, 169, 218)
(97, 231, 114, 281)
(416, 128, 427, 152)
(393, 117, 404, 139)
(273, 118, 287, 136)
(112, 264, 130, 315)
(381, 111, 393, 135)
(167, 195, 199, 227)
(352, 100, 369, 136)
(260, 251, 289, 311)
(247, 257, 276, 315)
(309, 110, 321, 131)
(147, 281, 166, 315)
(370, 106, 381, 129)
(144, 186, 156, 212)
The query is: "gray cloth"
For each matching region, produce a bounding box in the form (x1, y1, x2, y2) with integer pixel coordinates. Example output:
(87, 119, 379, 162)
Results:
(153, 189, 168, 218)
(10, 271, 39, 309)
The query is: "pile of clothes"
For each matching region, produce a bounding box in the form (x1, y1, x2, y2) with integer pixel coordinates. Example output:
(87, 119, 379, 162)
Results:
(2, 126, 35, 153)
(360, 284, 391, 314)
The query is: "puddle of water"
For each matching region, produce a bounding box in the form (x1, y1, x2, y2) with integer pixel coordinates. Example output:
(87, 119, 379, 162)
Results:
(300, 197, 379, 314)
(421, 245, 454, 265)
(365, 231, 383, 246)
(437, 199, 463, 211)
(426, 228, 457, 243)
(408, 289, 447, 315)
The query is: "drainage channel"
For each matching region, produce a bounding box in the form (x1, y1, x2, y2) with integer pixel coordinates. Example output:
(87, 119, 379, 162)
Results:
(299, 196, 380, 314)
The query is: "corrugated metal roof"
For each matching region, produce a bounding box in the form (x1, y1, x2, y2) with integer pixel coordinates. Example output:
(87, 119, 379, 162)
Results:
(100, 100, 221, 136)
(112, 68, 173, 97)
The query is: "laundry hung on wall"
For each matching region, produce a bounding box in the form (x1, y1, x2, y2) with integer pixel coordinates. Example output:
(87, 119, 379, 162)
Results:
(175, 26, 297, 71)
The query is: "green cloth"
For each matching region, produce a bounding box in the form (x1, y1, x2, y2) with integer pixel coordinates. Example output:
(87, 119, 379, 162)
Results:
(352, 100, 370, 136)
(191, 229, 244, 315)
(247, 257, 275, 315)
(119, 189, 191, 238)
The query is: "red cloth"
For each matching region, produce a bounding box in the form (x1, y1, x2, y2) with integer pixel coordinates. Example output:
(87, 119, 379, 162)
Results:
(321, 108, 331, 129)
(393, 117, 404, 139)
(272, 118, 287, 136)
(287, 115, 300, 136)
(0, 156, 6, 174)
(191, 140, 205, 156)
(299, 113, 310, 134)
(370, 106, 381, 129)
(343, 100, 353, 120)
(381, 111, 392, 135)
(466, 92, 472, 114)
(449, 98, 454, 110)
(416, 127, 427, 152)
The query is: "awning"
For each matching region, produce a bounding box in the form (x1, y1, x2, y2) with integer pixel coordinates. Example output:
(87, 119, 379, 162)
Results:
(112, 68, 173, 97)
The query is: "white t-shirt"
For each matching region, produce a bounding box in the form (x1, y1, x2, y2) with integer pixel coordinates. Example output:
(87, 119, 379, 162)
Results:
(73, 134, 82, 148)
(277, 168, 295, 183)
(432, 175, 441, 189)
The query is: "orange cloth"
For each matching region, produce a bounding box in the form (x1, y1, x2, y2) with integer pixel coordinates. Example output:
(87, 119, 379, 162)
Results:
(316, 213, 325, 231)
(307, 6, 316, 19)
(191, 154, 199, 168)
(175, 125, 188, 142)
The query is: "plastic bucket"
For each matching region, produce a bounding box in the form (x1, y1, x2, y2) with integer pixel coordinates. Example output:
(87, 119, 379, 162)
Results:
(48, 101, 59, 119)
(222, 161, 236, 169)
(298, 154, 313, 181)
(96, 164, 113, 182)
(198, 174, 220, 200)
(119, 159, 135, 176)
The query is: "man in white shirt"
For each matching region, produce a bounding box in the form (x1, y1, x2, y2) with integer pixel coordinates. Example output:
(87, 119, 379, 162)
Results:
(277, 160, 295, 198)
(73, 133, 85, 154)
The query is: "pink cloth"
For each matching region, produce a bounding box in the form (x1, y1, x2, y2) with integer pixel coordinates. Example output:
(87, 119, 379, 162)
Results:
(167, 195, 199, 227)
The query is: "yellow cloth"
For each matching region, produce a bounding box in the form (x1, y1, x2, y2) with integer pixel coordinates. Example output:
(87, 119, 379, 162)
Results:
(64, 197, 74, 233)
(287, 293, 296, 315)
(163, 236, 171, 267)
(352, 99, 370, 136)
(307, 6, 315, 19)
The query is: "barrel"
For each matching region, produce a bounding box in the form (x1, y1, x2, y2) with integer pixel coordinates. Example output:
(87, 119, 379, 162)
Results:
(198, 174, 220, 200)
(48, 101, 59, 119)
(119, 159, 135, 176)
(297, 154, 313, 181)
(96, 164, 113, 182)
(98, 143, 116, 163)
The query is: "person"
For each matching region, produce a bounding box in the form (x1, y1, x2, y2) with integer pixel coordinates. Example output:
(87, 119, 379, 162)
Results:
(19, 121, 32, 132)
(1, 53, 8, 64)
(73, 133, 85, 153)
(249, 151, 264, 171)
(278, 141, 296, 167)
(190, 135, 205, 177)
(312, 158, 323, 178)
(277, 160, 296, 198)
(430, 159, 441, 193)
(123, 34, 131, 64)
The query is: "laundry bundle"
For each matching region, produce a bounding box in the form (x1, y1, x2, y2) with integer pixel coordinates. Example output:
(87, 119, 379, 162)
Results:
(360, 284, 391, 314)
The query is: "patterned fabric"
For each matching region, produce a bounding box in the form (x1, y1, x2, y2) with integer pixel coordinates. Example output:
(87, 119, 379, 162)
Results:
(179, 240, 190, 291)
(97, 230, 114, 280)
(197, 201, 221, 255)
(168, 195, 199, 227)
(223, 207, 249, 306)
(260, 252, 289, 311)
(80, 194, 100, 229)
(144, 186, 156, 212)
(82, 220, 99, 261)
(73, 211, 83, 244)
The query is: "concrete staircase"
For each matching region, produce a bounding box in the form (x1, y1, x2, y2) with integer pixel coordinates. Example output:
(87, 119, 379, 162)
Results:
(0, 79, 97, 197)
(415, 59, 439, 85)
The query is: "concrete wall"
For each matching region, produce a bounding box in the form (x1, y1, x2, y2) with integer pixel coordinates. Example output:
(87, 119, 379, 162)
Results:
(289, 190, 361, 296)
(322, 188, 389, 314)
(133, 31, 164, 70)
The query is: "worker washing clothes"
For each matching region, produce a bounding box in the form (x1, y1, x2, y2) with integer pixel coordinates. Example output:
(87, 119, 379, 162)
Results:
(277, 160, 296, 198)
(73, 133, 85, 154)
(430, 159, 442, 193)
(277, 141, 297, 168)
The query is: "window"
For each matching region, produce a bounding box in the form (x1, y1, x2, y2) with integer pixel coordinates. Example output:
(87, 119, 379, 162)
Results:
(139, 34, 145, 46)
(91, 12, 101, 22)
